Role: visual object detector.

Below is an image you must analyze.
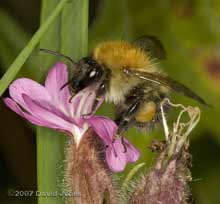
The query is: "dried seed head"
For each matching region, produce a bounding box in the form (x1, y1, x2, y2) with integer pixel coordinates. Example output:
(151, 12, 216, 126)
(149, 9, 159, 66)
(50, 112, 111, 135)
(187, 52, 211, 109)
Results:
(131, 148, 191, 204)
(131, 100, 200, 204)
(64, 128, 119, 204)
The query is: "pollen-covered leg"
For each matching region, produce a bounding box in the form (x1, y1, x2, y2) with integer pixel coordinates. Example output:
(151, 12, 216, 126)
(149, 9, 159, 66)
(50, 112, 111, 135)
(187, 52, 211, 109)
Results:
(135, 101, 156, 123)
(133, 99, 170, 132)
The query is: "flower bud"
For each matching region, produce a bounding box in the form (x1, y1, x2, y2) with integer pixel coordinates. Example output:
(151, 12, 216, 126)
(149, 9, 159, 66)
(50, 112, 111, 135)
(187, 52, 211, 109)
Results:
(131, 100, 200, 204)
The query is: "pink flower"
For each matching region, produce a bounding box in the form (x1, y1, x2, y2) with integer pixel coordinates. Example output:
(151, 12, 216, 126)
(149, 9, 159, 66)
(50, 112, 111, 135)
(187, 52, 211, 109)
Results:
(4, 62, 140, 172)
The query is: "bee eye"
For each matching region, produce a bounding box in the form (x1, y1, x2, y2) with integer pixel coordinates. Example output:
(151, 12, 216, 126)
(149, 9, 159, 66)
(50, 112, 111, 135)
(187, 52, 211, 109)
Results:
(89, 70, 96, 78)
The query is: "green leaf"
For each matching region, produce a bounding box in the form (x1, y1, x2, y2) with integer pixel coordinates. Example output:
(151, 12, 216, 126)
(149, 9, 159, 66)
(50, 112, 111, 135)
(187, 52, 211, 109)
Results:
(38, 0, 62, 81)
(0, 7, 30, 58)
(37, 1, 63, 204)
(0, 0, 69, 96)
(37, 128, 66, 204)
(37, 0, 88, 204)
(0, 7, 39, 79)
(60, 0, 88, 60)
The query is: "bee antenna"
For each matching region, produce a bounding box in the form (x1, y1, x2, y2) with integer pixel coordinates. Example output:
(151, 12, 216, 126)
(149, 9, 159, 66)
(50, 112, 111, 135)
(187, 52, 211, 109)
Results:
(40, 48, 78, 66)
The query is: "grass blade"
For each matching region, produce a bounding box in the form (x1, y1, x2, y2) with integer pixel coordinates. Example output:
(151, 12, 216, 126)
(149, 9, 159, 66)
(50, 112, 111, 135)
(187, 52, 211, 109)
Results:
(0, 0, 69, 96)
(0, 7, 38, 78)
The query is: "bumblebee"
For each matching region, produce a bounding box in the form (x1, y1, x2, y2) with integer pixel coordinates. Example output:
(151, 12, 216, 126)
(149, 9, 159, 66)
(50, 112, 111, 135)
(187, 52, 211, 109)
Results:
(41, 36, 208, 144)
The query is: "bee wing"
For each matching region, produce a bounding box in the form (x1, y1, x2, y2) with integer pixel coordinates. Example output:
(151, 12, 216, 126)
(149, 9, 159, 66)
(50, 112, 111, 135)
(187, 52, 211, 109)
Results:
(133, 35, 166, 60)
(123, 68, 209, 106)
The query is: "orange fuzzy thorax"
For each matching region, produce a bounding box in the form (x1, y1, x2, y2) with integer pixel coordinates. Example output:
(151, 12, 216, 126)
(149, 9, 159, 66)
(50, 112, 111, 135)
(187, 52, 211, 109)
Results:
(93, 40, 155, 72)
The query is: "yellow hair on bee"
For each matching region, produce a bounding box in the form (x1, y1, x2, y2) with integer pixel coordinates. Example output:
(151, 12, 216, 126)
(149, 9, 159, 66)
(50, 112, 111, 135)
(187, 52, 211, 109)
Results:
(135, 101, 156, 123)
(92, 40, 158, 104)
(93, 40, 156, 72)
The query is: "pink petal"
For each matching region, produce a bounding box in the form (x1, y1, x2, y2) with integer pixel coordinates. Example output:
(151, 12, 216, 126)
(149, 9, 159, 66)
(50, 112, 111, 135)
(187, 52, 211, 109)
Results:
(9, 78, 51, 111)
(106, 139, 140, 172)
(106, 143, 127, 172)
(3, 98, 66, 131)
(5, 98, 79, 137)
(87, 116, 116, 144)
(80, 82, 104, 114)
(124, 140, 140, 163)
(45, 62, 72, 114)
(72, 90, 93, 123)
(22, 94, 73, 133)
(71, 83, 104, 122)
(88, 116, 140, 172)
(27, 98, 76, 124)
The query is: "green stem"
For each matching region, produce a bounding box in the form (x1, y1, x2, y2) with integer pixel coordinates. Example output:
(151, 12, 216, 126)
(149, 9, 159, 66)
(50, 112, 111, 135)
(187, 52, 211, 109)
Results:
(167, 133, 177, 160)
(122, 163, 146, 189)
(0, 0, 69, 96)
(37, 1, 63, 203)
(37, 1, 88, 204)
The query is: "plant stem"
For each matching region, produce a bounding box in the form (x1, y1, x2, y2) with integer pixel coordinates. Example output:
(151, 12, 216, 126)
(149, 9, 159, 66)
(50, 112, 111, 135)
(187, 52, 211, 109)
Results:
(37, 1, 88, 204)
(37, 1, 63, 203)
(122, 163, 146, 189)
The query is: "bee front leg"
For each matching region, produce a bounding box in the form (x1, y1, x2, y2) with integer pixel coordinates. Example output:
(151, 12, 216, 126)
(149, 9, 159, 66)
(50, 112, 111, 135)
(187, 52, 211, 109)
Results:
(83, 82, 107, 117)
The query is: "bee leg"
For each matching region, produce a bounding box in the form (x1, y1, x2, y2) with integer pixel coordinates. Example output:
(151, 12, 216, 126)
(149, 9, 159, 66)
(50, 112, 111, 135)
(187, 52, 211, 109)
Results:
(112, 133, 119, 141)
(114, 99, 141, 152)
(82, 82, 107, 117)
(69, 94, 75, 103)
(92, 83, 106, 111)
(121, 136, 127, 153)
(116, 99, 141, 134)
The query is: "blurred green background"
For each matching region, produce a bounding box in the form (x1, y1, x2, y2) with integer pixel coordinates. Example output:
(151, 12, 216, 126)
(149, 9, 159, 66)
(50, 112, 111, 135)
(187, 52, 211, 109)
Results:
(0, 0, 220, 203)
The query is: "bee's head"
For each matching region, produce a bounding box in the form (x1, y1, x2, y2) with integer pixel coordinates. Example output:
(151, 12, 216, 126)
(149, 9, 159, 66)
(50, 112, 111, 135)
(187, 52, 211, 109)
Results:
(71, 57, 103, 92)
(39, 49, 104, 92)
